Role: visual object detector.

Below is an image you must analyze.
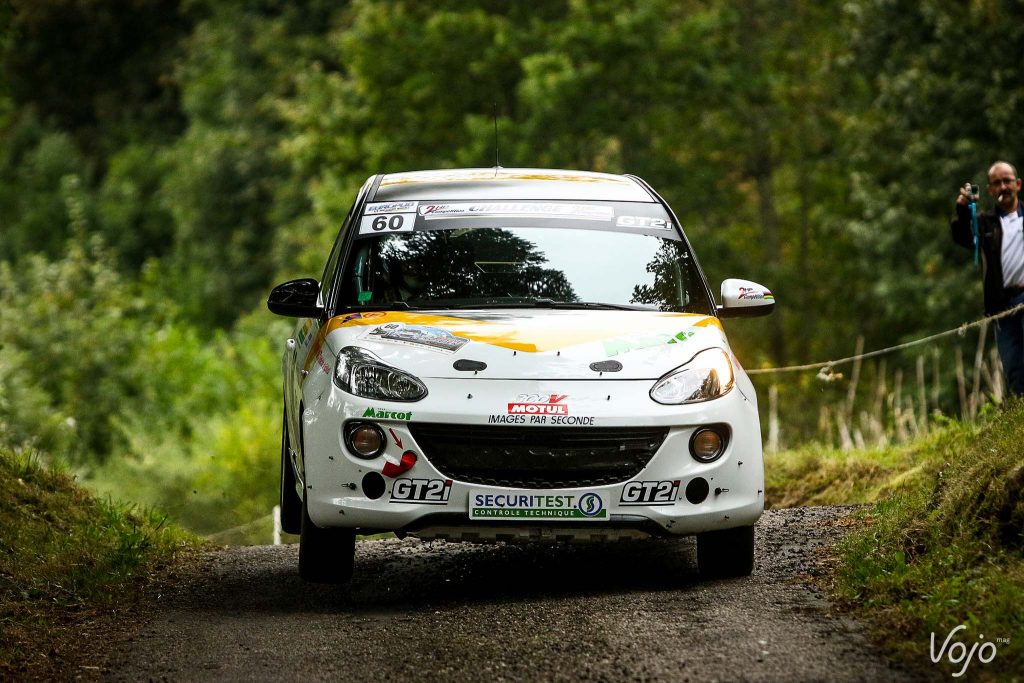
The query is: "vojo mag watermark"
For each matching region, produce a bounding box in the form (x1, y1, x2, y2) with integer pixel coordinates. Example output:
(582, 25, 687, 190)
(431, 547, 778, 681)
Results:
(930, 624, 1008, 677)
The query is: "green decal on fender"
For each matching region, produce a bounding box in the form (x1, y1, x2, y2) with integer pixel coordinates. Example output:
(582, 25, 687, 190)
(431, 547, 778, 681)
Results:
(603, 330, 696, 357)
(363, 407, 413, 420)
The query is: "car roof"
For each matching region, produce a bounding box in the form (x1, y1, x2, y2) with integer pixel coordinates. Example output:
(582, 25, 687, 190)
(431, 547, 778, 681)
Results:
(372, 168, 657, 202)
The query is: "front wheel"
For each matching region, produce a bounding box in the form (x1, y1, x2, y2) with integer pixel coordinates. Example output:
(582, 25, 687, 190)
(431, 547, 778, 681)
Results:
(298, 494, 356, 584)
(696, 525, 755, 579)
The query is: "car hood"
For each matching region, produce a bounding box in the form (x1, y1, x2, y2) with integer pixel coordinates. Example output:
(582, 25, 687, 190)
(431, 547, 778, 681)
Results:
(321, 309, 730, 380)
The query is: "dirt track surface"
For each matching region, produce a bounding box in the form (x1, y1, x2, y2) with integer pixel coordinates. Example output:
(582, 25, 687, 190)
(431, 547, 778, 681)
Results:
(106, 506, 931, 682)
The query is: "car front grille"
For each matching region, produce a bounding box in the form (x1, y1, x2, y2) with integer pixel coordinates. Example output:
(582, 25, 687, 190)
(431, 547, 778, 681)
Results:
(407, 423, 668, 489)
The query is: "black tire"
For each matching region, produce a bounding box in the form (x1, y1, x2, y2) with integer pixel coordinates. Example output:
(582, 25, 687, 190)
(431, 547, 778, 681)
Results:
(696, 525, 755, 579)
(279, 412, 302, 535)
(298, 491, 356, 584)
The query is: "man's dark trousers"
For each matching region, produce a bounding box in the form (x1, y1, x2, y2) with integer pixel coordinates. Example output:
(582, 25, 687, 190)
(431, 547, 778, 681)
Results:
(996, 289, 1024, 396)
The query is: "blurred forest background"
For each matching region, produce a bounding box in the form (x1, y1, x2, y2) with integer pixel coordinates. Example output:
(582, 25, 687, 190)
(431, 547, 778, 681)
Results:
(2, 0, 1023, 540)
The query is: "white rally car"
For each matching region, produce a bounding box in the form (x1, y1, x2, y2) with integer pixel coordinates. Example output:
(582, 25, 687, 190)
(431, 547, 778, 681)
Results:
(267, 168, 774, 583)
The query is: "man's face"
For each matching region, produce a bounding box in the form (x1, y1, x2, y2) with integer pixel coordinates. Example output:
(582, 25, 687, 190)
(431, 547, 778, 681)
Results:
(987, 163, 1021, 212)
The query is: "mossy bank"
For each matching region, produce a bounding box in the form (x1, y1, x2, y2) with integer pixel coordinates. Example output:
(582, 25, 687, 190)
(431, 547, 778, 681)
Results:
(767, 401, 1024, 679)
(0, 447, 198, 678)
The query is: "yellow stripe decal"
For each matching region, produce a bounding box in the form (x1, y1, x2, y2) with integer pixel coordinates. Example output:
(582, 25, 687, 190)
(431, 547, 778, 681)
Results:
(322, 311, 718, 354)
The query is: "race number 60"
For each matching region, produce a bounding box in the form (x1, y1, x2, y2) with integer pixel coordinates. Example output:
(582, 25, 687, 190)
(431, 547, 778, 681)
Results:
(359, 212, 415, 235)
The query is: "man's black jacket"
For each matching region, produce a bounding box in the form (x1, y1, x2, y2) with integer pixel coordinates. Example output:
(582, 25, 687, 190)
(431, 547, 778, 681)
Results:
(951, 204, 1012, 315)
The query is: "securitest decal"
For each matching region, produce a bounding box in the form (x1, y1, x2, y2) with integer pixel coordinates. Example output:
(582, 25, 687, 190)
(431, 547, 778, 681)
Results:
(362, 407, 413, 420)
(619, 480, 680, 506)
(389, 478, 452, 504)
(469, 490, 607, 520)
(362, 322, 469, 353)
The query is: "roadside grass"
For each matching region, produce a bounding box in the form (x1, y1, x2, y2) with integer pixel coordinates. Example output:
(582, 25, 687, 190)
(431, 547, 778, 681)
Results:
(768, 402, 1024, 678)
(0, 446, 199, 677)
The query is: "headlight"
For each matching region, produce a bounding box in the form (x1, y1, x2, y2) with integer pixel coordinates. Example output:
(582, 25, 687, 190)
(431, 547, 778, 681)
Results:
(650, 348, 735, 404)
(333, 346, 427, 402)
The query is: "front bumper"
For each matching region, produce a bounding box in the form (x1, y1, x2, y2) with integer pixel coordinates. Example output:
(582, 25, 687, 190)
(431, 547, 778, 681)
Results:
(301, 378, 764, 537)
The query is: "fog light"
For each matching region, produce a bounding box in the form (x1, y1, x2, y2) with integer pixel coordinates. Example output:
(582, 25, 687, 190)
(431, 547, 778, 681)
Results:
(345, 422, 386, 459)
(689, 427, 725, 463)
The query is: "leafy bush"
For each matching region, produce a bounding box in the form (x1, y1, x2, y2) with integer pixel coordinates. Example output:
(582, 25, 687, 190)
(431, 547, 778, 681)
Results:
(0, 232, 151, 461)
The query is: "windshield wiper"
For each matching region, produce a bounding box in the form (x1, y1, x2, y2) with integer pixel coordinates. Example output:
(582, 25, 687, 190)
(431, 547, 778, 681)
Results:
(452, 299, 648, 311)
(343, 301, 414, 311)
(542, 299, 650, 310)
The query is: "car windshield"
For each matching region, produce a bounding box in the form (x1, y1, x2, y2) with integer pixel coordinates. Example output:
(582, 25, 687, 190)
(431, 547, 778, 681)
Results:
(337, 200, 714, 314)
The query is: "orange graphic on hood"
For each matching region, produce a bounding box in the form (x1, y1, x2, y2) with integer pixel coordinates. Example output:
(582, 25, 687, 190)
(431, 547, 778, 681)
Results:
(321, 311, 722, 354)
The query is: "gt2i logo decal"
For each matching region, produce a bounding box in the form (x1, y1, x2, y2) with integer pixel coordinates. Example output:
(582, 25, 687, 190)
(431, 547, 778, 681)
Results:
(389, 478, 452, 505)
(508, 393, 568, 415)
(603, 330, 696, 357)
(615, 215, 673, 230)
(363, 323, 469, 353)
(738, 287, 774, 301)
(620, 480, 680, 506)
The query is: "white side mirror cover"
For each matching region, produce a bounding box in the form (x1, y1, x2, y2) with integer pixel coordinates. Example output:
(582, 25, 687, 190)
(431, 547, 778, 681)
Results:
(719, 278, 775, 318)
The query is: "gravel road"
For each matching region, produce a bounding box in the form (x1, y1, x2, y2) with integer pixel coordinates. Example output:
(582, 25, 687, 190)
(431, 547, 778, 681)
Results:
(106, 506, 932, 682)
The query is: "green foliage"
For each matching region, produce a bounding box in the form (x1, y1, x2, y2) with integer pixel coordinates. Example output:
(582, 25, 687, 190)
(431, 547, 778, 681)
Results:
(87, 312, 287, 537)
(0, 232, 150, 461)
(2, 0, 193, 153)
(0, 111, 91, 260)
(98, 142, 176, 267)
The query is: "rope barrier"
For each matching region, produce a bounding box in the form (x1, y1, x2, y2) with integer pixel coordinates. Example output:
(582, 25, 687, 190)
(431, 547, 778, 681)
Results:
(746, 302, 1024, 376)
(205, 512, 273, 541)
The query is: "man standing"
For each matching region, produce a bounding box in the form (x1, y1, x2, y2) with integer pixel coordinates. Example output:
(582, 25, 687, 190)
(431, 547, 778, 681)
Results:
(952, 161, 1024, 395)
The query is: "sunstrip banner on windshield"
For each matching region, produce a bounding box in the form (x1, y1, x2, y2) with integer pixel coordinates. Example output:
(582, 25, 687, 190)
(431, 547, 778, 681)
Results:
(418, 202, 614, 221)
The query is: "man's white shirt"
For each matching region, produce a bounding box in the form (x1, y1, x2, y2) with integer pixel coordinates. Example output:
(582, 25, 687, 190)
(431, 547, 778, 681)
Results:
(1001, 208, 1024, 287)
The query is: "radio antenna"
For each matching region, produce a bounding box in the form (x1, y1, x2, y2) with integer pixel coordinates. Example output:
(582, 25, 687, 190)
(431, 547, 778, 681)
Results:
(493, 102, 501, 172)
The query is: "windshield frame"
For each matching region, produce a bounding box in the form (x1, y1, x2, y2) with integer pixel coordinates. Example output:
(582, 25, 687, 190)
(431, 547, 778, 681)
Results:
(326, 189, 718, 319)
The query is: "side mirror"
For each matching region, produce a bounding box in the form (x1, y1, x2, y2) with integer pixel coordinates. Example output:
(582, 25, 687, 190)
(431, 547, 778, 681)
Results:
(267, 278, 323, 318)
(718, 278, 775, 318)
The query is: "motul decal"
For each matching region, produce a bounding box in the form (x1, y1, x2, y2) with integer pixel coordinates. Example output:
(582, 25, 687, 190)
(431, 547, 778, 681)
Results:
(508, 393, 569, 415)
